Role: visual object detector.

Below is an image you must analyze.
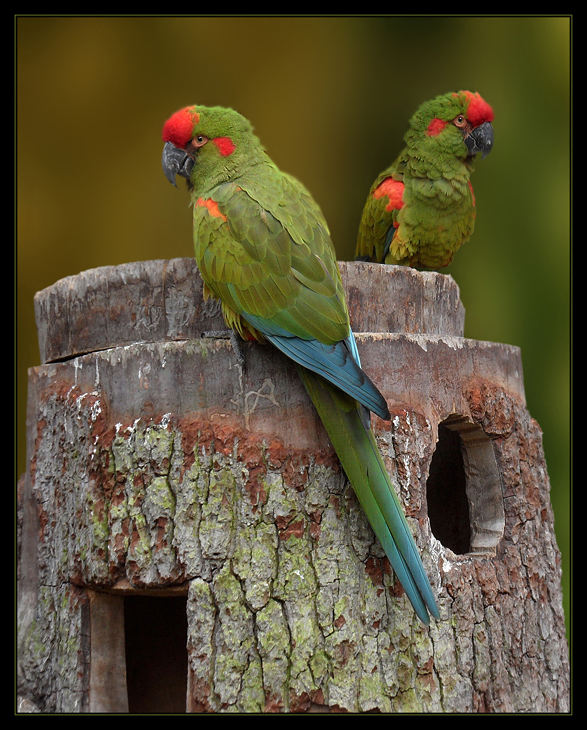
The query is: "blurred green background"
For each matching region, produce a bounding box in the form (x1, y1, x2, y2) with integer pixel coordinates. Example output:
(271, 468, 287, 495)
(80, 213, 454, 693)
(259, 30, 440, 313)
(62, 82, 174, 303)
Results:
(16, 16, 571, 629)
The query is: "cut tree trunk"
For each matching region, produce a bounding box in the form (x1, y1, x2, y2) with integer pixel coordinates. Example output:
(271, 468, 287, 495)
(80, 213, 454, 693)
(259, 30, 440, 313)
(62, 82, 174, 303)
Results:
(17, 259, 569, 713)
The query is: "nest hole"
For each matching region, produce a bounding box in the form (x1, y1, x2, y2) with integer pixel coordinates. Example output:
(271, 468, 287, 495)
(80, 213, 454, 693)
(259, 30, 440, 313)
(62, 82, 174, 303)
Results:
(426, 415, 505, 556)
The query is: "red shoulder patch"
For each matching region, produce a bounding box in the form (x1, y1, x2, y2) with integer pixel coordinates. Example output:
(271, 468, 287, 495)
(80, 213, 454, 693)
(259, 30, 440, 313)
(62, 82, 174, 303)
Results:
(373, 177, 404, 212)
(196, 197, 228, 222)
(468, 180, 476, 207)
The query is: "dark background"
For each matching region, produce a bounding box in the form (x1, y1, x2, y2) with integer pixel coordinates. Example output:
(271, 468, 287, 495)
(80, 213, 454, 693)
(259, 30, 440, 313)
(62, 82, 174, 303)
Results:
(16, 15, 571, 630)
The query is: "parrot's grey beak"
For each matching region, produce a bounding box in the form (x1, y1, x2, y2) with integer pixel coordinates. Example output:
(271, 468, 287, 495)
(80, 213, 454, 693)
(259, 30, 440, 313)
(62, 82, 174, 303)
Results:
(465, 121, 494, 160)
(162, 141, 194, 187)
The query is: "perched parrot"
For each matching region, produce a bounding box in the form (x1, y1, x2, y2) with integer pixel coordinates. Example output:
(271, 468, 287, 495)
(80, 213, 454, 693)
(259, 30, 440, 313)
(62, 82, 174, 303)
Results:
(356, 91, 494, 270)
(162, 105, 439, 624)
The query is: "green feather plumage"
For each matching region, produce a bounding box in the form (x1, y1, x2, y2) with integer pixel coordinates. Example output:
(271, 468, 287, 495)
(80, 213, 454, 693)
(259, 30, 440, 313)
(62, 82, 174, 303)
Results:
(194, 170, 350, 345)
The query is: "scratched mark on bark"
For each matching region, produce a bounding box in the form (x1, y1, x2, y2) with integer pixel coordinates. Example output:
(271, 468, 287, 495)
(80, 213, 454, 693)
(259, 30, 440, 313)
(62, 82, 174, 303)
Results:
(231, 376, 280, 429)
(165, 287, 197, 338)
(134, 300, 164, 333)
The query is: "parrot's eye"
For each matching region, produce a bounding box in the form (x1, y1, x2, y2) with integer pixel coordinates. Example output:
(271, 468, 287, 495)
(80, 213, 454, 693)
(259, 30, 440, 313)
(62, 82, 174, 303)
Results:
(453, 115, 471, 133)
(185, 134, 208, 155)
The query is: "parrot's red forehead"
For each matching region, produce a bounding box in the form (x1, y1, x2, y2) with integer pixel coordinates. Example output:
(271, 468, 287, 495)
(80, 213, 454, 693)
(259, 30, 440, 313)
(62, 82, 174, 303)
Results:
(456, 91, 494, 127)
(162, 106, 200, 148)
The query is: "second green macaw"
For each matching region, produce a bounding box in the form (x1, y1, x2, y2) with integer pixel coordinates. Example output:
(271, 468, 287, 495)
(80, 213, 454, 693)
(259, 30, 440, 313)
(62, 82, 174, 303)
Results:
(162, 104, 439, 624)
(356, 91, 494, 270)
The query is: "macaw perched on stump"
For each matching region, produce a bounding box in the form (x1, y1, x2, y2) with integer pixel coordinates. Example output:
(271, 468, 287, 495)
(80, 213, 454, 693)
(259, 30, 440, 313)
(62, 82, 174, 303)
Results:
(161, 104, 439, 624)
(356, 91, 494, 270)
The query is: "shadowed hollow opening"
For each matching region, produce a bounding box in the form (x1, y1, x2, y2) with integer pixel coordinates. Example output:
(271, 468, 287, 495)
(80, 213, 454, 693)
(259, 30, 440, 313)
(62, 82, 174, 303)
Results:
(426, 414, 505, 556)
(426, 421, 470, 554)
(124, 595, 188, 713)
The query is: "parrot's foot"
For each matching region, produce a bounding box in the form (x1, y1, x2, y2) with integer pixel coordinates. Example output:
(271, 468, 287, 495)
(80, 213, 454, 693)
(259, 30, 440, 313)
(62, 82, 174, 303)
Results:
(201, 329, 246, 369)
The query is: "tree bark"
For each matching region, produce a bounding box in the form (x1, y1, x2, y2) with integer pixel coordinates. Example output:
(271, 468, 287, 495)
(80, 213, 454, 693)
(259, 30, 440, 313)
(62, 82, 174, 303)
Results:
(18, 259, 569, 713)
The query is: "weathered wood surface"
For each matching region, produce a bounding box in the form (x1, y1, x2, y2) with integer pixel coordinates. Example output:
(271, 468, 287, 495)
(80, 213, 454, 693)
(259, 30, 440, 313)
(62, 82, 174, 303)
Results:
(18, 260, 569, 713)
(33, 259, 465, 363)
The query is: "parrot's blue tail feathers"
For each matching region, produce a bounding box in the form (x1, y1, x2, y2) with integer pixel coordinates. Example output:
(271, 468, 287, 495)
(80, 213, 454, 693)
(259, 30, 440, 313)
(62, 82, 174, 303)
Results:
(242, 311, 390, 421)
(298, 365, 439, 624)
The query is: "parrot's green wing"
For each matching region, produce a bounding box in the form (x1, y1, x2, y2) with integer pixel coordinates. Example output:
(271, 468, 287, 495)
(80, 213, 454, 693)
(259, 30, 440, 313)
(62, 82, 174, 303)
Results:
(194, 174, 391, 420)
(356, 159, 405, 264)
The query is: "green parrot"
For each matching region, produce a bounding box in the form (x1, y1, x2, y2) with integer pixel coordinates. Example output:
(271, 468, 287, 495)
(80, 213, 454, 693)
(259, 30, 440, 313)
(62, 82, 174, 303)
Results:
(162, 105, 439, 624)
(356, 91, 494, 270)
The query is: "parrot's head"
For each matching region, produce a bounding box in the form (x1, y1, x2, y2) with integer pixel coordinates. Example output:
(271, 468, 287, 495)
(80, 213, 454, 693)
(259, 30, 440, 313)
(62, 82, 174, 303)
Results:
(161, 105, 264, 191)
(406, 90, 494, 163)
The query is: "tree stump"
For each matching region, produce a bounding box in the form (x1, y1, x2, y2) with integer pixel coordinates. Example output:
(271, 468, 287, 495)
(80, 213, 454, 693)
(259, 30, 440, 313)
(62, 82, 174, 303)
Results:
(17, 259, 569, 713)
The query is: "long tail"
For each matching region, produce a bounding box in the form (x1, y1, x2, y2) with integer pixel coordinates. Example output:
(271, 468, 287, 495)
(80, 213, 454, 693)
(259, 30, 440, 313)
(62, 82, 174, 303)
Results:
(297, 365, 439, 624)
